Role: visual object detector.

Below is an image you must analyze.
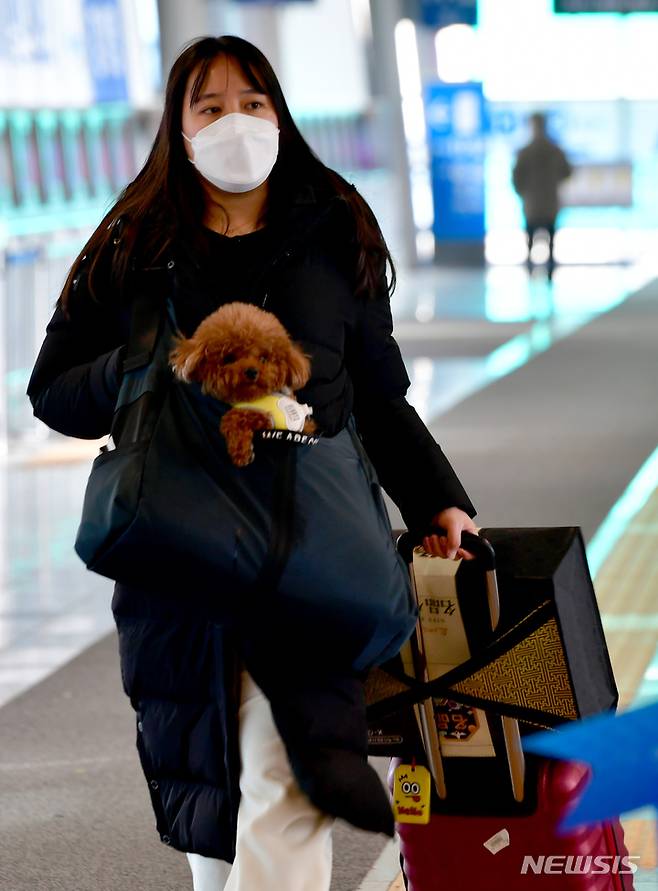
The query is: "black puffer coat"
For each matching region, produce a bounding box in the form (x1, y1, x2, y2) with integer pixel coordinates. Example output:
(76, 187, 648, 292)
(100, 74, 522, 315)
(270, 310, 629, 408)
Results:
(28, 184, 475, 859)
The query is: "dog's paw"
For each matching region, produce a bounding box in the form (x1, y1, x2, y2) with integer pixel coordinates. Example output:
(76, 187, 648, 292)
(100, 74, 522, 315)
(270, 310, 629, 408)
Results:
(231, 446, 255, 467)
(225, 434, 256, 466)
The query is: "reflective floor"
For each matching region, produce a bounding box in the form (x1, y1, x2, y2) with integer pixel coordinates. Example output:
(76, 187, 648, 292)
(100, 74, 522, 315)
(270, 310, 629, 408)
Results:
(0, 461, 113, 707)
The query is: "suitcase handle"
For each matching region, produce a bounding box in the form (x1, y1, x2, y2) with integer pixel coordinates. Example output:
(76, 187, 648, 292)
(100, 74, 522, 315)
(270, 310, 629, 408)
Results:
(397, 527, 495, 569)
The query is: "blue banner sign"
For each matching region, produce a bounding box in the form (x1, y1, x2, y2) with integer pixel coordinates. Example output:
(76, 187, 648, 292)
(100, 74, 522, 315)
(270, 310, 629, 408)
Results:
(555, 0, 658, 10)
(419, 0, 477, 27)
(425, 82, 486, 242)
(82, 0, 129, 103)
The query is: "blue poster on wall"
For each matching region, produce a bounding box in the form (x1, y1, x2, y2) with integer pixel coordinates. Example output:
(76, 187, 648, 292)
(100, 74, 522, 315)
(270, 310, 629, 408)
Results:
(82, 0, 129, 103)
(425, 82, 486, 242)
(419, 0, 477, 28)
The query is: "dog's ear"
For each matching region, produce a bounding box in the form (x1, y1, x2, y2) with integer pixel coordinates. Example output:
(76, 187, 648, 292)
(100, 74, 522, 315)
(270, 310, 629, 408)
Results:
(169, 336, 207, 383)
(284, 343, 311, 390)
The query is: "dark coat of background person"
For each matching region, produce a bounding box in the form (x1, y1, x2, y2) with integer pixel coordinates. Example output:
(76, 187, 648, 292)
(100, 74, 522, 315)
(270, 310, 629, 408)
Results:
(27, 184, 475, 860)
(512, 118, 572, 227)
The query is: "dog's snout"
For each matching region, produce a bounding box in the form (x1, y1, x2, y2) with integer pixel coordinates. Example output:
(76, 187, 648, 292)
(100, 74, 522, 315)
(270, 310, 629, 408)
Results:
(244, 367, 259, 381)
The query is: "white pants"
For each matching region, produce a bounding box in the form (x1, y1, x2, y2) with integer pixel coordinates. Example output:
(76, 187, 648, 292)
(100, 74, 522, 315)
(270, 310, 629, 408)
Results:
(186, 672, 333, 891)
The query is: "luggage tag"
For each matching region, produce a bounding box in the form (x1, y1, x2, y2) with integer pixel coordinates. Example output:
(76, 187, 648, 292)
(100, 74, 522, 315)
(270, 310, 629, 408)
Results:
(392, 761, 431, 824)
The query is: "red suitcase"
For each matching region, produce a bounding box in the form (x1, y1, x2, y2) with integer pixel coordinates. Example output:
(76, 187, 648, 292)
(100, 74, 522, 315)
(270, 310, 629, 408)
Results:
(377, 529, 634, 891)
(392, 758, 635, 891)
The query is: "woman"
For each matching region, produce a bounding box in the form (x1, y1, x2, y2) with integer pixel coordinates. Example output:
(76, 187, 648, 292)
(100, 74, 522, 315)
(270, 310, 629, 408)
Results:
(28, 36, 477, 891)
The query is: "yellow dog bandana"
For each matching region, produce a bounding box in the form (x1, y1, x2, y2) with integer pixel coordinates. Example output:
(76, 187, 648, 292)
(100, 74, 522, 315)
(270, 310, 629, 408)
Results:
(231, 393, 313, 432)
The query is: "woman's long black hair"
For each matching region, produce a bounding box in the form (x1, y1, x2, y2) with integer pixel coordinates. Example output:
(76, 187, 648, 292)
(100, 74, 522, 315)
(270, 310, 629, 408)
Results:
(60, 35, 396, 310)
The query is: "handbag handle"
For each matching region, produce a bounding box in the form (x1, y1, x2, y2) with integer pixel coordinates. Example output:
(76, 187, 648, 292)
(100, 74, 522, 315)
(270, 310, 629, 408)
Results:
(397, 527, 495, 569)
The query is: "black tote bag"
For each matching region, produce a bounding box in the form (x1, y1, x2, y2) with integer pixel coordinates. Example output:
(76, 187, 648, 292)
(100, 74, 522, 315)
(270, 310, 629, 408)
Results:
(75, 303, 416, 671)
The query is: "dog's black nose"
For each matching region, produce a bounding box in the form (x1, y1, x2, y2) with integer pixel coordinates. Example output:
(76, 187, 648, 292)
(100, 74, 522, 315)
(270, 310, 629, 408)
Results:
(245, 368, 259, 381)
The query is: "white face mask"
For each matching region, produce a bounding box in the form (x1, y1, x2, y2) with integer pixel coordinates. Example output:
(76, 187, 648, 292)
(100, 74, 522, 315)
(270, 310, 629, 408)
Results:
(183, 112, 280, 193)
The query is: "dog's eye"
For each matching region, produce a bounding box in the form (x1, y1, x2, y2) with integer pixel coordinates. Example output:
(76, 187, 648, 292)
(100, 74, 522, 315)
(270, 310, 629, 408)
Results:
(259, 354, 269, 363)
(222, 353, 236, 365)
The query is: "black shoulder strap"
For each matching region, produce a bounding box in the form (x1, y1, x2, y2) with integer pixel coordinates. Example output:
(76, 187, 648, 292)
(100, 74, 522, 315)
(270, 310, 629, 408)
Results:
(122, 290, 166, 373)
(110, 212, 167, 373)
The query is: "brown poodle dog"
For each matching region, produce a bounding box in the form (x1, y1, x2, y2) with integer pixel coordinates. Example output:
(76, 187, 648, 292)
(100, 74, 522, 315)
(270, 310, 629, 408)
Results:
(170, 302, 316, 466)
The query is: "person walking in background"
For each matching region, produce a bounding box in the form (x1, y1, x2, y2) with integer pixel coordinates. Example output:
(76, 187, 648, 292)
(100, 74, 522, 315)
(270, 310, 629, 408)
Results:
(513, 112, 572, 280)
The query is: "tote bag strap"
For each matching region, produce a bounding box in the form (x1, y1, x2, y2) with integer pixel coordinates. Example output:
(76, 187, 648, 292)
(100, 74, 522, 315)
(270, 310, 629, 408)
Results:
(122, 290, 166, 373)
(110, 290, 170, 445)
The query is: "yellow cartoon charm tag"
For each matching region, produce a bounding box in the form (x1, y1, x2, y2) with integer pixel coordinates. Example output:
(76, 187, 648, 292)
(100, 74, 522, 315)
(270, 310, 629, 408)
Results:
(392, 762, 431, 824)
